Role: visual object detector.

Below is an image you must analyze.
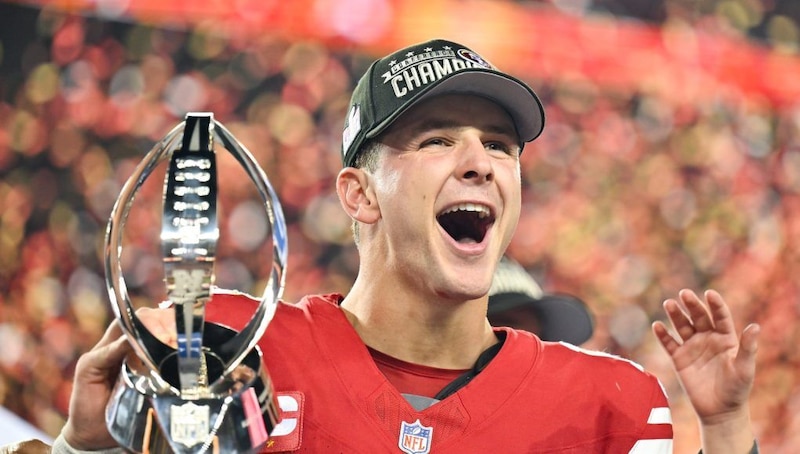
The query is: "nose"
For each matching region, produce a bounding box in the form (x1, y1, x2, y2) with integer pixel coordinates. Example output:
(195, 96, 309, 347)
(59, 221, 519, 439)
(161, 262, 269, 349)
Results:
(457, 135, 493, 183)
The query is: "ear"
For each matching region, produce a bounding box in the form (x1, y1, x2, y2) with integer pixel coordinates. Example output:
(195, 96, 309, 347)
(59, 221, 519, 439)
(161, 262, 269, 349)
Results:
(336, 167, 381, 224)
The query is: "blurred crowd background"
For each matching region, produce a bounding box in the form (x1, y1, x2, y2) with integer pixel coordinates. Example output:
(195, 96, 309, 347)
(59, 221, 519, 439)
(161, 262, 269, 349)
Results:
(2, 0, 800, 451)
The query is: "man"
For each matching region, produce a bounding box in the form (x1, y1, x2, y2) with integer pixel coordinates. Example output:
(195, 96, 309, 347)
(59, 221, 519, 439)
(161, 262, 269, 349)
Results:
(488, 255, 594, 345)
(55, 39, 759, 453)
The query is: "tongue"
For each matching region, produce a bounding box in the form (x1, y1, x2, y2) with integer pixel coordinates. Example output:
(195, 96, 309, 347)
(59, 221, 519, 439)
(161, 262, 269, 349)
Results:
(438, 212, 481, 243)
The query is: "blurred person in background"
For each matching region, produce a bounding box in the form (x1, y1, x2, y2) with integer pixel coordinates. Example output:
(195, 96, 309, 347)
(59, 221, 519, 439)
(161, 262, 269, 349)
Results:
(50, 39, 760, 453)
(488, 255, 594, 345)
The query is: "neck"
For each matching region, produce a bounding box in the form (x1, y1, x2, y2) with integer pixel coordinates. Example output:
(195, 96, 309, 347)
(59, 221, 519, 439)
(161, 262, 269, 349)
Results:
(341, 275, 499, 370)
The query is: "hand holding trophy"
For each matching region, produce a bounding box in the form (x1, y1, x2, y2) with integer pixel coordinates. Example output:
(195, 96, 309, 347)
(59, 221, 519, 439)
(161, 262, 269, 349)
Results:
(103, 113, 287, 453)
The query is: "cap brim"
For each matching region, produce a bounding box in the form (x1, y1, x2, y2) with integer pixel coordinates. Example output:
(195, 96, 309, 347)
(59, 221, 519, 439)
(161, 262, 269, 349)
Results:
(366, 69, 545, 144)
(489, 292, 594, 345)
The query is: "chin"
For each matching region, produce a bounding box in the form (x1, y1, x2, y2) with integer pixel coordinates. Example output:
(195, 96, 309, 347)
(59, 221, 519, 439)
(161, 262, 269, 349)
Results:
(439, 280, 491, 302)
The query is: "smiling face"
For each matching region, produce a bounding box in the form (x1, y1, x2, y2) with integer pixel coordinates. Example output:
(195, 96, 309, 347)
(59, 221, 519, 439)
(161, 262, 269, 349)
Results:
(358, 93, 523, 300)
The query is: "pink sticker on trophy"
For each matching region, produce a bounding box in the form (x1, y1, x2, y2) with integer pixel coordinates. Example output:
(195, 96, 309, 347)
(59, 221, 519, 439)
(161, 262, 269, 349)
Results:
(242, 387, 268, 446)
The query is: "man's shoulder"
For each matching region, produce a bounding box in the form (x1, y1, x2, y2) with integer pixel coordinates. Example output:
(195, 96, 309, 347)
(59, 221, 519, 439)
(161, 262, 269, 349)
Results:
(499, 329, 658, 382)
(549, 342, 644, 366)
(283, 292, 346, 321)
(208, 290, 345, 330)
(537, 342, 671, 426)
(538, 341, 664, 389)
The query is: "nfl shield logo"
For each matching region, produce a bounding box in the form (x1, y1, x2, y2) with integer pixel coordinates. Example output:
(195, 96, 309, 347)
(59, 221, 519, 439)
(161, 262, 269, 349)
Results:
(398, 419, 433, 454)
(170, 402, 210, 447)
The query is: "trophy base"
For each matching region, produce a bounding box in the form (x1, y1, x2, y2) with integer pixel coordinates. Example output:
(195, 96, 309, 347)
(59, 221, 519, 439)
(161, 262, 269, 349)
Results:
(106, 324, 280, 454)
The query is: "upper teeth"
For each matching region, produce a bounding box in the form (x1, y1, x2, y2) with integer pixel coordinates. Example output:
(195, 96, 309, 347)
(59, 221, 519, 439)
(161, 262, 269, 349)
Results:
(440, 203, 491, 219)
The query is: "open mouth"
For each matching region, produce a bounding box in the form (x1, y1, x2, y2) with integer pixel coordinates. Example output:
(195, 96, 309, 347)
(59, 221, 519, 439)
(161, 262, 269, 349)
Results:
(437, 203, 495, 244)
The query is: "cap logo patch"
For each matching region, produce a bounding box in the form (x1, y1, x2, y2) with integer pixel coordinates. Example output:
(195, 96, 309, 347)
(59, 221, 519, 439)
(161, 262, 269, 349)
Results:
(342, 104, 361, 159)
(381, 46, 493, 99)
(457, 49, 493, 69)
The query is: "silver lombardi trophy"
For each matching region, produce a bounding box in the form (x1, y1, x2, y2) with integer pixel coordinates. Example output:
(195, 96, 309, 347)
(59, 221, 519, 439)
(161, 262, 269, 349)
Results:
(104, 113, 287, 453)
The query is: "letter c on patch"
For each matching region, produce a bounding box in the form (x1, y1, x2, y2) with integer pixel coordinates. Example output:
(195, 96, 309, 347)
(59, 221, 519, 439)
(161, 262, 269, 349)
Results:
(271, 394, 299, 436)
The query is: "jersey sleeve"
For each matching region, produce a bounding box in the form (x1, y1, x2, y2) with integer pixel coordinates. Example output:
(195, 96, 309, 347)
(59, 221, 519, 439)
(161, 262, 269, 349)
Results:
(555, 342, 674, 453)
(627, 375, 673, 453)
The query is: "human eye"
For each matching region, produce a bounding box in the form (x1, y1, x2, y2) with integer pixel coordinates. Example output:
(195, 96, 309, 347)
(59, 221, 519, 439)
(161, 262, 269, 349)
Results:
(420, 136, 451, 149)
(485, 141, 520, 157)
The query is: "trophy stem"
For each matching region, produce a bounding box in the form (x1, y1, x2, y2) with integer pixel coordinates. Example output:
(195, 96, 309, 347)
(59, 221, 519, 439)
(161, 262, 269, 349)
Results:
(162, 114, 218, 395)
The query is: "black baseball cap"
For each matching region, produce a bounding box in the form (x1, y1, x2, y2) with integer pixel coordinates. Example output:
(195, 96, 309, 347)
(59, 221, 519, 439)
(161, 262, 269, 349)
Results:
(341, 39, 546, 167)
(488, 256, 594, 345)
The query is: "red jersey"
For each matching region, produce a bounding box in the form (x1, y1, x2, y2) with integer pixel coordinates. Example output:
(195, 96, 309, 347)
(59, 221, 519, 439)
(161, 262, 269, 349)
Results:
(206, 291, 673, 454)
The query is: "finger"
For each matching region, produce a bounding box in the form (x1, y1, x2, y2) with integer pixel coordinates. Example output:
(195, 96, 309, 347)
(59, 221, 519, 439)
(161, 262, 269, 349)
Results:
(664, 298, 696, 342)
(679, 289, 714, 332)
(77, 321, 129, 372)
(735, 323, 760, 375)
(703, 289, 736, 335)
(652, 320, 681, 356)
(84, 333, 130, 374)
(91, 320, 124, 349)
